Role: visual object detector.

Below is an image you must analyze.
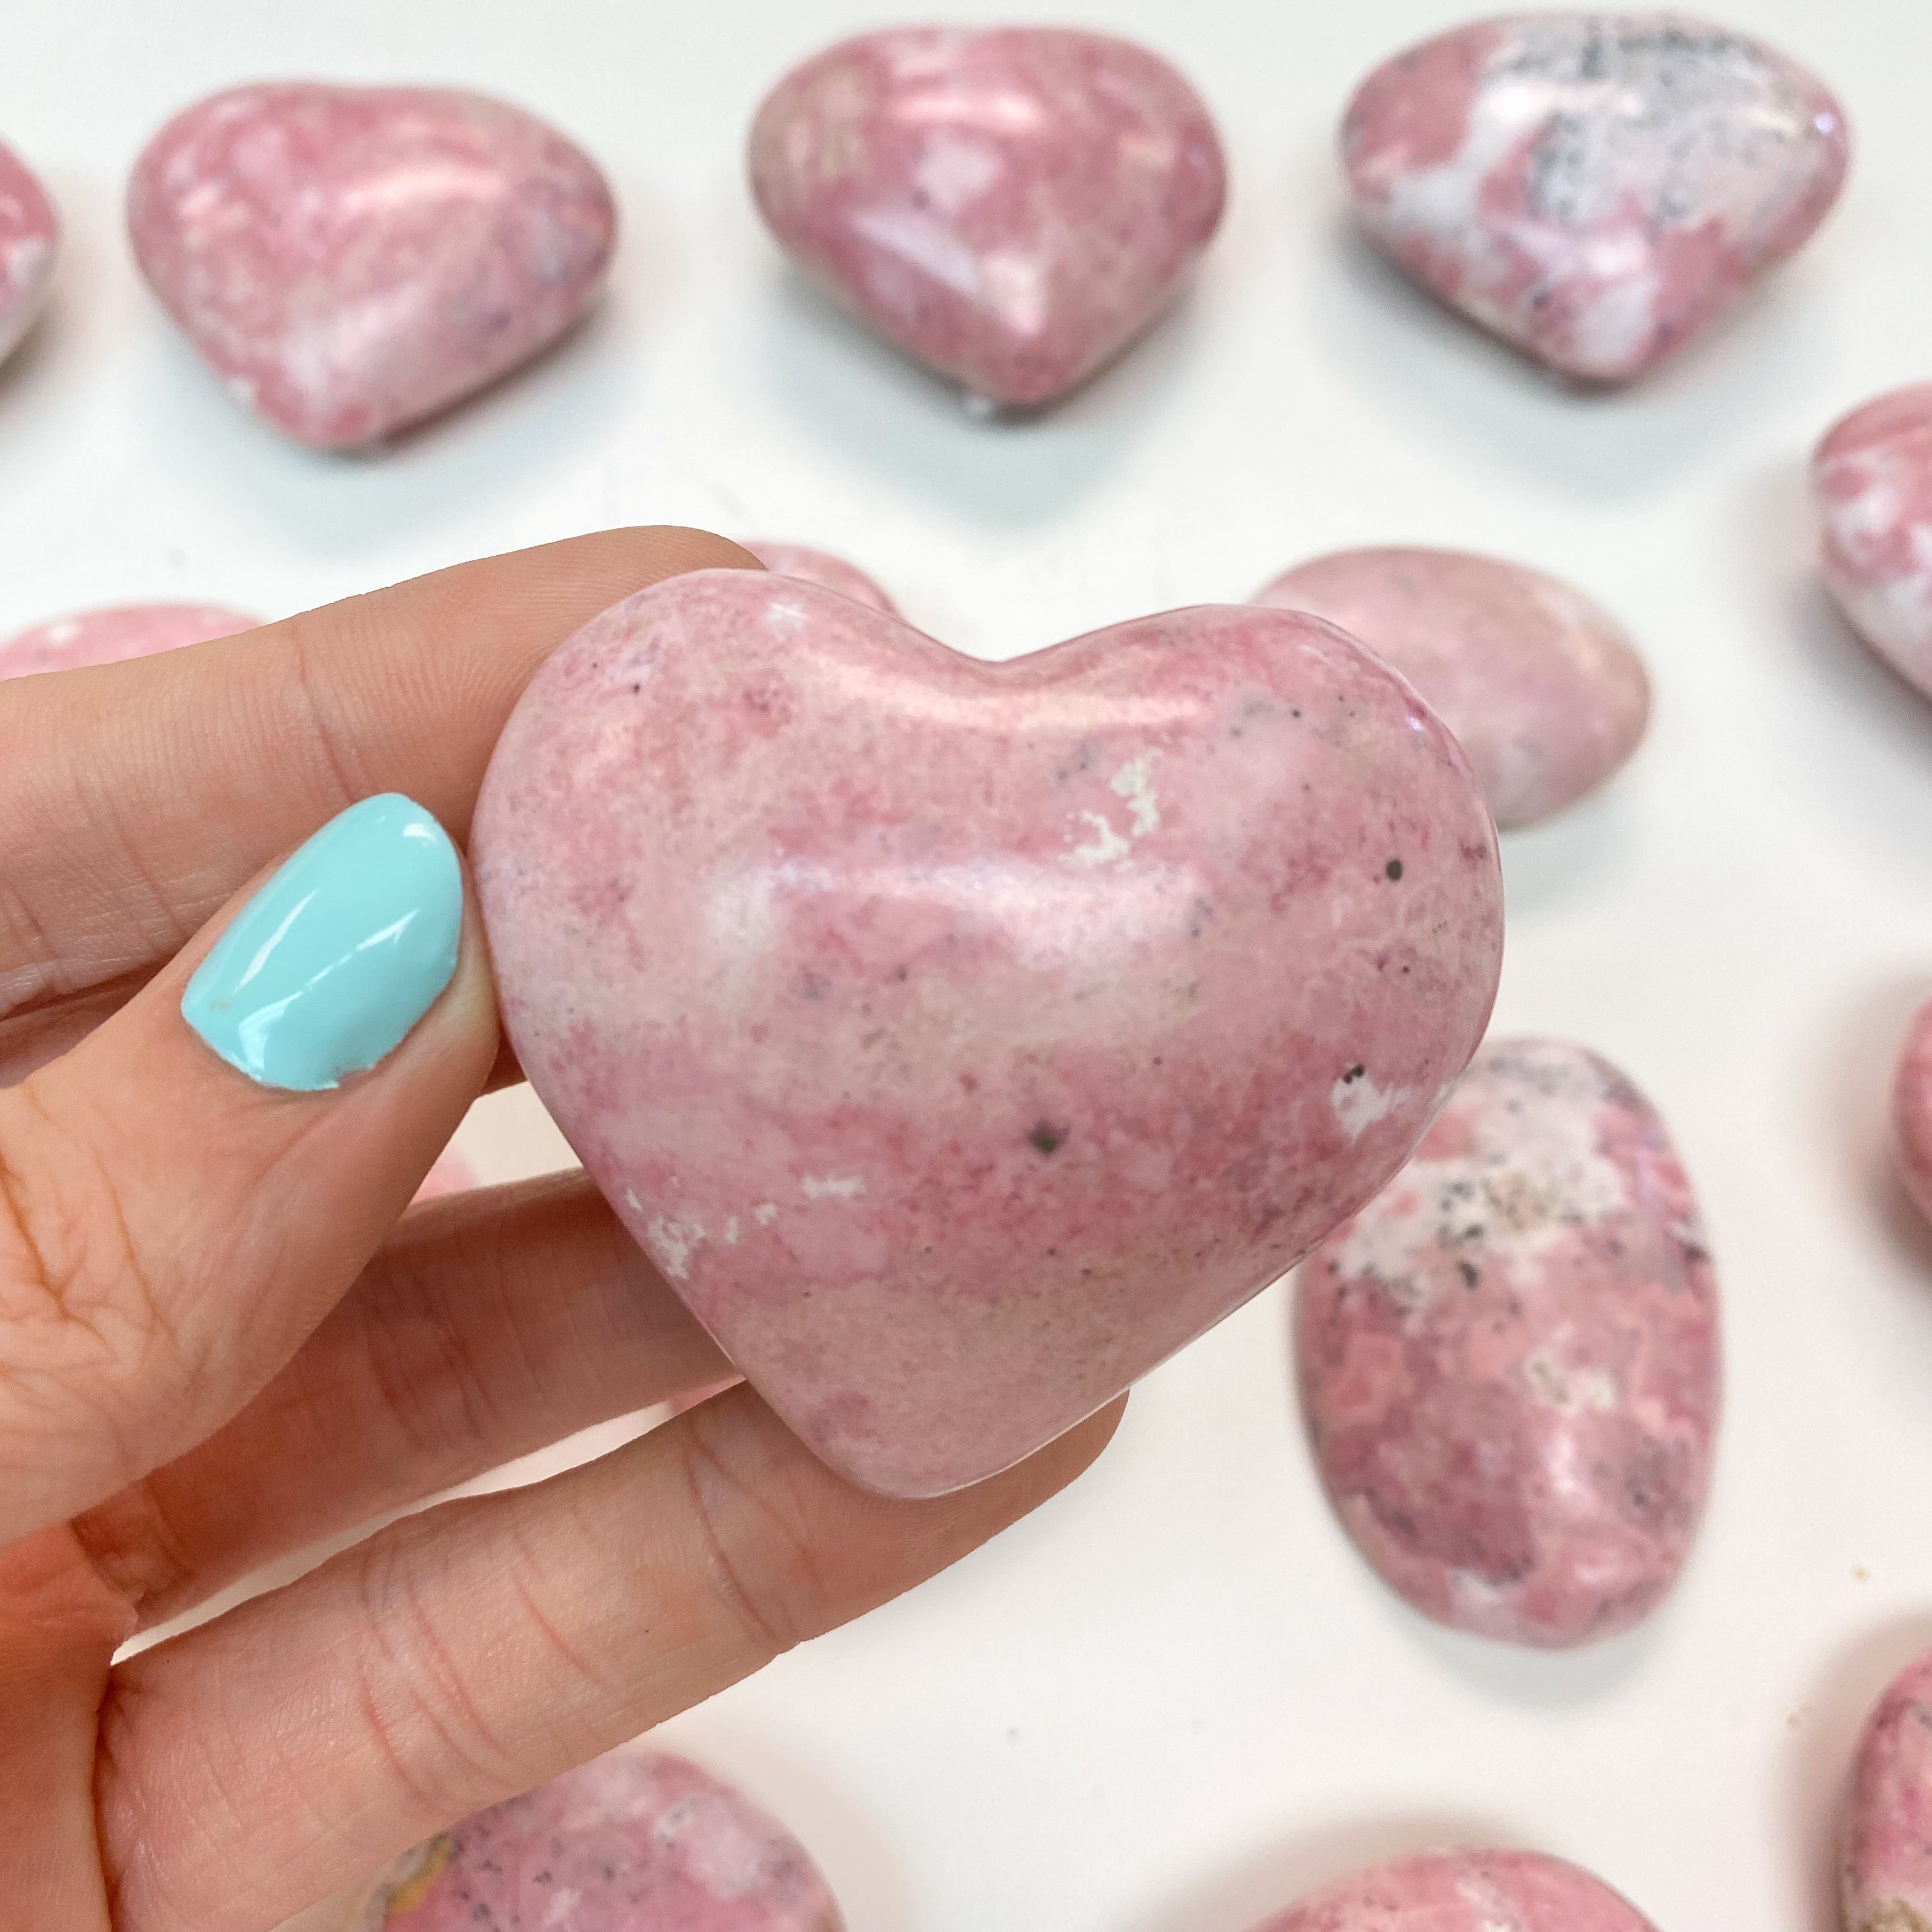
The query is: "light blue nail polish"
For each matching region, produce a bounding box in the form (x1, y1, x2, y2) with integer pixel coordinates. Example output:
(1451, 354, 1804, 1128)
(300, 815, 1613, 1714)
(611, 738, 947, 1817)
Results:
(182, 793, 463, 1092)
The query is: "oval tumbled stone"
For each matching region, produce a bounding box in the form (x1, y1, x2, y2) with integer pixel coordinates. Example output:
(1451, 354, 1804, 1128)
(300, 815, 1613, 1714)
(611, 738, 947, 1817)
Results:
(1247, 1850, 1660, 1932)
(743, 541, 897, 615)
(1813, 385, 1932, 699)
(1255, 548, 1649, 830)
(1298, 1036, 1720, 1648)
(1844, 1649, 1932, 1932)
(355, 1750, 843, 1931)
(1342, 14, 1850, 383)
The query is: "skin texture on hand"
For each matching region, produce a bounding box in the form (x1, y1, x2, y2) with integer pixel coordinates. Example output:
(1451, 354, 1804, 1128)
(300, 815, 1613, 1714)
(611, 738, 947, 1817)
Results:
(0, 528, 1120, 1932)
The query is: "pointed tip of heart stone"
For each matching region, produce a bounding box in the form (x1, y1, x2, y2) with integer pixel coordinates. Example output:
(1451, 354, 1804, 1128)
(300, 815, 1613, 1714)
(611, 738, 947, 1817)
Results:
(1248, 1849, 1660, 1932)
(1341, 13, 1850, 383)
(0, 601, 261, 678)
(0, 139, 58, 367)
(748, 26, 1227, 408)
(127, 82, 617, 448)
(1299, 1036, 1720, 1650)
(473, 570, 1504, 1499)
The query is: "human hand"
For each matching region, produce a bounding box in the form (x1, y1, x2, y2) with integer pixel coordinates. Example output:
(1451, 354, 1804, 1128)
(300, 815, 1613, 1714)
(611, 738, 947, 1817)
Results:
(0, 528, 1120, 1932)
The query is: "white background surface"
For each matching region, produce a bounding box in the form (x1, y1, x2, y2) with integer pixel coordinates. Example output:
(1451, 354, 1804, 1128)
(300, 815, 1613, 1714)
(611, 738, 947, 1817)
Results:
(7, 1, 1932, 1928)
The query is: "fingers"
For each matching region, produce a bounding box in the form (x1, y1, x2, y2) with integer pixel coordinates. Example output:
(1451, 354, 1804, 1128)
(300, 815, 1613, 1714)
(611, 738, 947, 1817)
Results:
(98, 1388, 1124, 1932)
(70, 1171, 734, 1630)
(0, 800, 496, 1546)
(0, 526, 756, 1082)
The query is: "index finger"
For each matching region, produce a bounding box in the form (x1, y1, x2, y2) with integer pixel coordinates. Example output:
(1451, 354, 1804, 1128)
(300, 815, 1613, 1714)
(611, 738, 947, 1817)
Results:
(0, 526, 756, 1057)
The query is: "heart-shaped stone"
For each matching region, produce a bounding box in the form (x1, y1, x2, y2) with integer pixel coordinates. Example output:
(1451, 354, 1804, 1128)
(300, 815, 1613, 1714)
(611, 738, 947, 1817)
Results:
(473, 570, 1503, 1496)
(1255, 547, 1650, 829)
(1342, 14, 1850, 383)
(355, 1751, 841, 1931)
(749, 28, 1226, 408)
(128, 84, 616, 448)
(742, 540, 898, 614)
(1299, 1038, 1719, 1648)
(0, 139, 57, 367)
(1248, 1850, 1659, 1932)
(1843, 1648, 1932, 1932)
(1813, 385, 1932, 696)
(0, 602, 259, 678)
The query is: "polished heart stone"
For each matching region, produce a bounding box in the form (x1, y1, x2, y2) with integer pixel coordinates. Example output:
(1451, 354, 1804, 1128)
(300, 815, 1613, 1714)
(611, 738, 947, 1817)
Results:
(1299, 1038, 1719, 1648)
(1342, 14, 1849, 383)
(0, 602, 258, 677)
(1249, 1850, 1660, 1932)
(0, 139, 57, 366)
(1813, 385, 1932, 698)
(1843, 1649, 1932, 1932)
(128, 83, 616, 448)
(473, 569, 1503, 1497)
(749, 27, 1226, 408)
(1255, 547, 1649, 829)
(1894, 994, 1932, 1229)
(355, 1750, 841, 1931)
(743, 540, 898, 614)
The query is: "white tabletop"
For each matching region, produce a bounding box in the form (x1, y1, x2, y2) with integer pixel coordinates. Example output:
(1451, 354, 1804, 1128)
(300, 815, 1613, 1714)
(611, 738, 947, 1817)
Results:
(8, 2, 1928, 1927)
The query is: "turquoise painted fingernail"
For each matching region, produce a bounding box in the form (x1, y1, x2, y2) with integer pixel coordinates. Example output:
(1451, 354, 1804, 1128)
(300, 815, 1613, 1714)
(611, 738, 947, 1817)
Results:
(182, 793, 463, 1092)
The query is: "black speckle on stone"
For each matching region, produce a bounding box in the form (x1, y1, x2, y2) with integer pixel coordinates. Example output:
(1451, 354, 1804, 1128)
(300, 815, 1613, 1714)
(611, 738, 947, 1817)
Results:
(629, 682, 641, 694)
(1458, 1260, 1480, 1287)
(1342, 1063, 1366, 1083)
(894, 965, 910, 982)
(1029, 1122, 1066, 1155)
(1385, 857, 1404, 880)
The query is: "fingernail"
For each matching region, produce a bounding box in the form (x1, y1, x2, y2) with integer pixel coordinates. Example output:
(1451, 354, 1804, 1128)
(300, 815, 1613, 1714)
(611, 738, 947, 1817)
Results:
(183, 793, 463, 1092)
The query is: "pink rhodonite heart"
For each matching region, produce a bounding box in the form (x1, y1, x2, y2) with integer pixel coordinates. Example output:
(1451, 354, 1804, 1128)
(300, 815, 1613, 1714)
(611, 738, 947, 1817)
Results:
(749, 28, 1226, 408)
(0, 602, 258, 677)
(473, 570, 1503, 1497)
(0, 139, 57, 367)
(1342, 13, 1850, 383)
(1247, 1850, 1660, 1932)
(128, 84, 616, 448)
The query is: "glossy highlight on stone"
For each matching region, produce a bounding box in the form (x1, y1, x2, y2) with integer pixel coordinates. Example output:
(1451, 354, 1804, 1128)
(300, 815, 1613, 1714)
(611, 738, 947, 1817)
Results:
(743, 541, 897, 614)
(1248, 1850, 1660, 1932)
(1299, 1038, 1719, 1648)
(0, 602, 259, 678)
(0, 139, 57, 366)
(1844, 1649, 1932, 1932)
(1813, 385, 1932, 698)
(1342, 14, 1850, 383)
(354, 1750, 842, 1931)
(129, 83, 617, 448)
(1255, 547, 1650, 830)
(474, 569, 1504, 1498)
(749, 27, 1226, 407)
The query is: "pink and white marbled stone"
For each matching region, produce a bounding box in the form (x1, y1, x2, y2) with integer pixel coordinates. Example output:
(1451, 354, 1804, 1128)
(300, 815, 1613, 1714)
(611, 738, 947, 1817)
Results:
(742, 542, 897, 615)
(0, 140, 57, 366)
(473, 570, 1503, 1497)
(1843, 1649, 1932, 1932)
(1248, 1850, 1660, 1932)
(353, 1750, 841, 1931)
(749, 28, 1226, 407)
(411, 1144, 475, 1202)
(0, 602, 259, 678)
(1342, 14, 1850, 383)
(1892, 994, 1932, 1232)
(1299, 1038, 1719, 1648)
(1813, 385, 1932, 698)
(128, 84, 616, 448)
(1255, 547, 1650, 830)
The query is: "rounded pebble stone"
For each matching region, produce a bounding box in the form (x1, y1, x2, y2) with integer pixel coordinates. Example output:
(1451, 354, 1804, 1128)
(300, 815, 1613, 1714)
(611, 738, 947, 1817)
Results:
(1843, 1649, 1932, 1932)
(743, 542, 898, 614)
(0, 138, 58, 366)
(473, 570, 1503, 1498)
(1255, 547, 1650, 830)
(355, 1750, 843, 1931)
(1298, 1036, 1721, 1648)
(749, 27, 1225, 408)
(0, 602, 259, 678)
(1813, 385, 1932, 698)
(1248, 1849, 1660, 1932)
(128, 83, 616, 448)
(1342, 13, 1850, 383)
